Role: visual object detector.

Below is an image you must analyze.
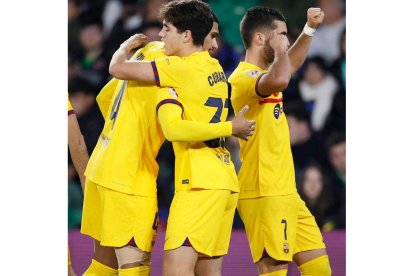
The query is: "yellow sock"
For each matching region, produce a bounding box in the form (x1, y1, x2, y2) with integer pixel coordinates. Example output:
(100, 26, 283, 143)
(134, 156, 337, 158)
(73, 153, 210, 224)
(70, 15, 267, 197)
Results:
(298, 255, 331, 276)
(118, 265, 150, 276)
(83, 259, 118, 276)
(260, 269, 288, 276)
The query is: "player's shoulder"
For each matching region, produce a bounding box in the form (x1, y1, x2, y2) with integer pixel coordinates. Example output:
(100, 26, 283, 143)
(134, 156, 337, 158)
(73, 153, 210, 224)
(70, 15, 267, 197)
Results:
(132, 41, 166, 60)
(198, 52, 225, 72)
(145, 41, 165, 53)
(230, 62, 263, 84)
(68, 98, 73, 112)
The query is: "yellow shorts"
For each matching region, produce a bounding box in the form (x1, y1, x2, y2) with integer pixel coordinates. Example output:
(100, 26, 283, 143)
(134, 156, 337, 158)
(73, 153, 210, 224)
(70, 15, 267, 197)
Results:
(68, 247, 71, 266)
(238, 193, 325, 263)
(81, 179, 158, 251)
(165, 189, 238, 257)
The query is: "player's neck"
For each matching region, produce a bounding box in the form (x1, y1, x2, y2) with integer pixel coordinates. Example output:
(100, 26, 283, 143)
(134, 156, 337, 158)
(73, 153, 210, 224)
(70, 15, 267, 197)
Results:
(245, 49, 269, 70)
(175, 44, 204, 57)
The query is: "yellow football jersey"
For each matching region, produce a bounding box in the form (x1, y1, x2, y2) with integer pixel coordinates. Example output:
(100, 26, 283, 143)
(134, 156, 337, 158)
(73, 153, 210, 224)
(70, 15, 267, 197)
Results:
(153, 51, 239, 192)
(85, 41, 168, 196)
(229, 62, 296, 198)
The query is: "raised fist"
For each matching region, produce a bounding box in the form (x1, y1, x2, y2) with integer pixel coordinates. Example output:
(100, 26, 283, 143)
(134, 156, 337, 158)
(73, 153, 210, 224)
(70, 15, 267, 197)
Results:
(269, 30, 290, 55)
(307, 8, 325, 29)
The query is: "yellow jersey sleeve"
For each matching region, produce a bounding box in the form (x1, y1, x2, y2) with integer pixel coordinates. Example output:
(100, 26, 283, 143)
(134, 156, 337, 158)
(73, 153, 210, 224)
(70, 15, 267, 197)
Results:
(230, 64, 267, 101)
(68, 98, 74, 115)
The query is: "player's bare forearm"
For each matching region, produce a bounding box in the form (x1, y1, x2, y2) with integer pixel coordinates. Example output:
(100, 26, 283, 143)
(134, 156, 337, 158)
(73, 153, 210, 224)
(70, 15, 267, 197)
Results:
(259, 52, 291, 95)
(68, 115, 89, 192)
(288, 33, 312, 75)
(69, 139, 88, 192)
(109, 43, 133, 79)
(289, 7, 325, 75)
(109, 34, 155, 84)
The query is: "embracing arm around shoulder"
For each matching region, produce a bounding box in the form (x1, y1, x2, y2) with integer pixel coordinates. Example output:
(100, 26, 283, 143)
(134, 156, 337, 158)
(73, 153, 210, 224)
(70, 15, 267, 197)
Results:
(109, 34, 156, 85)
(157, 103, 232, 142)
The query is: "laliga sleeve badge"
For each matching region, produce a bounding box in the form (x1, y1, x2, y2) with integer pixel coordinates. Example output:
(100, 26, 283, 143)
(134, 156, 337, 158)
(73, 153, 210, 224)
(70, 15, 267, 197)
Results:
(245, 69, 261, 78)
(283, 242, 289, 254)
(168, 87, 178, 98)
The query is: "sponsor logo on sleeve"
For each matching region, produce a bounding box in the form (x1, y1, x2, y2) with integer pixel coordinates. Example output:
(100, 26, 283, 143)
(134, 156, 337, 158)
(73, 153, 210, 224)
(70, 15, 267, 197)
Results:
(245, 69, 262, 78)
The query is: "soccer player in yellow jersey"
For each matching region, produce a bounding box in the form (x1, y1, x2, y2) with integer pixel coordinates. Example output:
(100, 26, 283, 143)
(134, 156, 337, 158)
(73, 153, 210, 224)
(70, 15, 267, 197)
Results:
(229, 6, 332, 276)
(108, 1, 251, 275)
(81, 2, 254, 276)
(68, 98, 89, 276)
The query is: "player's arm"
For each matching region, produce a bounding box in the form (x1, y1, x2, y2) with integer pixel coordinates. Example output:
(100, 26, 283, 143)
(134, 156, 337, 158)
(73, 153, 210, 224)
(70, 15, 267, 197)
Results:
(288, 8, 325, 75)
(157, 102, 255, 142)
(68, 111, 89, 191)
(109, 34, 156, 85)
(256, 30, 291, 97)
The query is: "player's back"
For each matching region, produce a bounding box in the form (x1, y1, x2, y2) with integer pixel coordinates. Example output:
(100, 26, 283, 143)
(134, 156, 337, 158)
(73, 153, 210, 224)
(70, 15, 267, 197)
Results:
(153, 51, 239, 193)
(229, 62, 296, 199)
(85, 42, 167, 196)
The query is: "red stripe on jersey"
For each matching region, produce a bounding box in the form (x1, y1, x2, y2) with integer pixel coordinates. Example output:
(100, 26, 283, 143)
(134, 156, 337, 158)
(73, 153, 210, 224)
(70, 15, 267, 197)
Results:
(259, 97, 283, 105)
(151, 61, 161, 87)
(156, 99, 183, 115)
(254, 73, 268, 98)
(68, 110, 75, 116)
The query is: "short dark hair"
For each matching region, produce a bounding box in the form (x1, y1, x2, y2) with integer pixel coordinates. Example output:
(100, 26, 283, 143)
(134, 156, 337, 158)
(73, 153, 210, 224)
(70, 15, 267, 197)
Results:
(159, 0, 213, 46)
(240, 6, 286, 48)
(211, 10, 219, 24)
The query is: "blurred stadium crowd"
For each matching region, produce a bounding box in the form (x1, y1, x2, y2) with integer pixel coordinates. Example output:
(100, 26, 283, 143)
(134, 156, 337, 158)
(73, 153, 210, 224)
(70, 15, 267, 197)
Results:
(68, 0, 346, 232)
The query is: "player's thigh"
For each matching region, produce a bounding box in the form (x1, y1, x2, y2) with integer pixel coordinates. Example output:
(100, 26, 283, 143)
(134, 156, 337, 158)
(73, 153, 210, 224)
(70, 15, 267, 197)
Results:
(163, 246, 198, 276)
(195, 256, 223, 276)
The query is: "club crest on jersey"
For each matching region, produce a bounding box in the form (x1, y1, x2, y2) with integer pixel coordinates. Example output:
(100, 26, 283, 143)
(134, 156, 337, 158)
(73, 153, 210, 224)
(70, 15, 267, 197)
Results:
(245, 69, 262, 78)
(168, 87, 178, 98)
(283, 242, 289, 254)
(274, 103, 282, 119)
